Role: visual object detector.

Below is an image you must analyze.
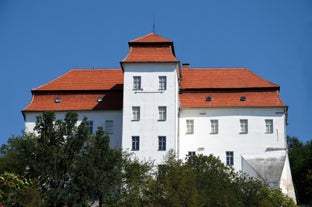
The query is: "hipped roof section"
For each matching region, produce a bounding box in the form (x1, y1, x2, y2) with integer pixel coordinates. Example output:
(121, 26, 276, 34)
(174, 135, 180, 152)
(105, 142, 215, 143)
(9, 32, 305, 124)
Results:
(33, 69, 123, 91)
(180, 68, 279, 89)
(121, 33, 178, 64)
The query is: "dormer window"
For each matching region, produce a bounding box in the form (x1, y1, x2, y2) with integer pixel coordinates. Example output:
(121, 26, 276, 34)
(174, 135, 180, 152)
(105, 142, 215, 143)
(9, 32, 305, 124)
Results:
(240, 96, 246, 101)
(206, 96, 212, 102)
(55, 98, 61, 103)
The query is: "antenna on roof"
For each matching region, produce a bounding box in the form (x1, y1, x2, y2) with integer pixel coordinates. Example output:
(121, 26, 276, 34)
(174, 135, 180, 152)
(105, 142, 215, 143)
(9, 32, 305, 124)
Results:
(152, 12, 156, 33)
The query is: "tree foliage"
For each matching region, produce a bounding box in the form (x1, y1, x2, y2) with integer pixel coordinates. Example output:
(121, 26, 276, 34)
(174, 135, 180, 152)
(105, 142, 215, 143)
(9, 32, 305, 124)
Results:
(288, 136, 312, 205)
(147, 151, 295, 207)
(0, 172, 30, 203)
(0, 112, 298, 206)
(0, 112, 123, 206)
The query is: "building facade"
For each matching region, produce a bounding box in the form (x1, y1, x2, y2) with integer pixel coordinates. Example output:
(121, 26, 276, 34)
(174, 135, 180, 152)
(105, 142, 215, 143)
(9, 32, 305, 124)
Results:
(23, 33, 295, 200)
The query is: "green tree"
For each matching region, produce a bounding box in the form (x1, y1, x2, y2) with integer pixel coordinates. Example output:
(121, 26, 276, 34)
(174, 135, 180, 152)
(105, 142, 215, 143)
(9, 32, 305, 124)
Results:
(146, 152, 295, 207)
(0, 172, 35, 206)
(0, 112, 92, 206)
(117, 153, 153, 207)
(148, 151, 199, 207)
(288, 136, 312, 205)
(69, 126, 122, 207)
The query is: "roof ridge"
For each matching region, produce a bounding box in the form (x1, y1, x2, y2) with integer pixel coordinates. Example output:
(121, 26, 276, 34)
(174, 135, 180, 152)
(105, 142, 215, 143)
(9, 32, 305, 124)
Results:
(129, 33, 172, 43)
(70, 68, 121, 71)
(182, 67, 247, 70)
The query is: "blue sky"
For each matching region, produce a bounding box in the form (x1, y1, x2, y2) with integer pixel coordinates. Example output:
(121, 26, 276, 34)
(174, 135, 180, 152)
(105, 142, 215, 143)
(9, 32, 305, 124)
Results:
(0, 0, 311, 144)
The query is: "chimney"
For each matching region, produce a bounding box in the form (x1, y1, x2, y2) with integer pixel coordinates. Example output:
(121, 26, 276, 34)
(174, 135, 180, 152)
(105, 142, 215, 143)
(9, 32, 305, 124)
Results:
(182, 63, 190, 68)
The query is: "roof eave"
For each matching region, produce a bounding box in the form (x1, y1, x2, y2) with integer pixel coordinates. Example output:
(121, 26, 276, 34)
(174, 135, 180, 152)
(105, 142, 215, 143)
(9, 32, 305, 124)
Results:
(120, 61, 179, 71)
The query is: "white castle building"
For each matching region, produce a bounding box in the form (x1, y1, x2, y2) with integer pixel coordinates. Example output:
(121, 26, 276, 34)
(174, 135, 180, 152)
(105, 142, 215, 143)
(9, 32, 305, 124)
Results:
(23, 33, 296, 200)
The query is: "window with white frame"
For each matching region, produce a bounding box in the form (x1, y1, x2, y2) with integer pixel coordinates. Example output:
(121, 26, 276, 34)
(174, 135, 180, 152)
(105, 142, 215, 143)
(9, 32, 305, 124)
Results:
(105, 120, 113, 134)
(158, 136, 166, 151)
(211, 119, 219, 134)
(159, 76, 167, 90)
(132, 136, 140, 151)
(226, 151, 234, 166)
(186, 120, 194, 134)
(85, 120, 93, 134)
(158, 106, 167, 121)
(132, 106, 140, 121)
(133, 76, 141, 90)
(240, 119, 248, 134)
(265, 119, 273, 134)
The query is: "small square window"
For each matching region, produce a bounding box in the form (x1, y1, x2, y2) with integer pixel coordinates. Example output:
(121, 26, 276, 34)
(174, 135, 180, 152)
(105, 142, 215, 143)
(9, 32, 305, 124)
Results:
(211, 120, 219, 134)
(265, 119, 273, 134)
(240, 119, 248, 134)
(186, 120, 194, 134)
(226, 151, 234, 166)
(158, 136, 166, 151)
(132, 136, 140, 151)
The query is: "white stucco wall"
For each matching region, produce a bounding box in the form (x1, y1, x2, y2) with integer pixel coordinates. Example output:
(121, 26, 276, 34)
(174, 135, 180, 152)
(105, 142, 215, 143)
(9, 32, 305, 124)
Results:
(24, 110, 123, 148)
(178, 107, 287, 170)
(122, 63, 179, 163)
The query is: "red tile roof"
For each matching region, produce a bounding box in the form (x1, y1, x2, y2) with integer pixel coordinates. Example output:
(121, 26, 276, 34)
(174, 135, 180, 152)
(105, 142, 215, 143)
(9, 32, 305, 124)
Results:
(121, 46, 178, 63)
(121, 33, 178, 63)
(34, 69, 123, 91)
(180, 68, 279, 89)
(179, 90, 286, 108)
(23, 33, 287, 112)
(23, 69, 123, 112)
(23, 91, 123, 111)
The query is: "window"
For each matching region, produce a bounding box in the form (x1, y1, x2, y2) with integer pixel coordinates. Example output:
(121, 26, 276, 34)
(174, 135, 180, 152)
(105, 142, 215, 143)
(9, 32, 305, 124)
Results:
(105, 120, 113, 134)
(159, 76, 167, 90)
(86, 121, 93, 134)
(188, 151, 196, 157)
(158, 106, 167, 121)
(158, 136, 166, 151)
(240, 96, 246, 101)
(132, 106, 140, 121)
(211, 120, 219, 134)
(132, 136, 140, 151)
(133, 76, 141, 90)
(265, 119, 273, 134)
(55, 97, 61, 103)
(186, 120, 194, 134)
(206, 96, 212, 102)
(226, 151, 234, 166)
(240, 119, 248, 134)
